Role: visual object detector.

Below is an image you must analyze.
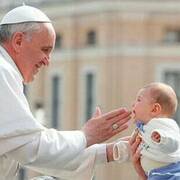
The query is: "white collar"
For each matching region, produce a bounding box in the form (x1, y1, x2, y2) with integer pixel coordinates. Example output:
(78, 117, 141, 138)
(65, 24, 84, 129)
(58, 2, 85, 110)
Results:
(0, 45, 23, 82)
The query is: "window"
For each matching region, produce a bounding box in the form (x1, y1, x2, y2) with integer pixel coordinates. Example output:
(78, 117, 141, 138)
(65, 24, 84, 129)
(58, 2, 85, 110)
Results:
(163, 71, 180, 125)
(85, 72, 96, 120)
(164, 30, 180, 44)
(18, 168, 26, 180)
(55, 33, 62, 49)
(51, 76, 61, 128)
(86, 30, 96, 46)
(35, 102, 46, 126)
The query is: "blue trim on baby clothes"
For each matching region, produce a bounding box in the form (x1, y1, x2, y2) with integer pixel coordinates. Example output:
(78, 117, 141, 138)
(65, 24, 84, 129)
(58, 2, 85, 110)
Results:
(148, 161, 180, 180)
(136, 120, 145, 132)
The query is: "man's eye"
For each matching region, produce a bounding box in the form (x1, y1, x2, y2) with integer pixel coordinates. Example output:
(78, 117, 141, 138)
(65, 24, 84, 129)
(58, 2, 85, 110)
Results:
(42, 49, 49, 53)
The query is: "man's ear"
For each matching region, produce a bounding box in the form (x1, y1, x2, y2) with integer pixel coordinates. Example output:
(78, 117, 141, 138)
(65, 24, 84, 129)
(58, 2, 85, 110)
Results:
(151, 103, 162, 115)
(11, 32, 24, 53)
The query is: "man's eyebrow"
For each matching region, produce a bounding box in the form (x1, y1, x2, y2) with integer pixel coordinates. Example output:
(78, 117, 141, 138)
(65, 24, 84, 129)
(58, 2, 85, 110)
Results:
(42, 46, 53, 49)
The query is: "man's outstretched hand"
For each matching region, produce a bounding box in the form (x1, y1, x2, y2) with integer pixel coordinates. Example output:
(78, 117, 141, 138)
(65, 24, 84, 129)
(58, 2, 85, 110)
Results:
(82, 107, 131, 147)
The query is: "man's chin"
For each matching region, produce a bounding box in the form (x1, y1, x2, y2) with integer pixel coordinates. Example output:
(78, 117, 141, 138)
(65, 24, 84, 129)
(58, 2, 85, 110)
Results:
(23, 76, 34, 84)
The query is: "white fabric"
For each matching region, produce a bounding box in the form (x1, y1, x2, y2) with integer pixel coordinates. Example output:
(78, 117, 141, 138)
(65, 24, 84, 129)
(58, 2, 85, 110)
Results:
(113, 118, 180, 170)
(0, 45, 107, 180)
(140, 156, 169, 173)
(113, 140, 129, 163)
(141, 118, 180, 162)
(0, 5, 51, 25)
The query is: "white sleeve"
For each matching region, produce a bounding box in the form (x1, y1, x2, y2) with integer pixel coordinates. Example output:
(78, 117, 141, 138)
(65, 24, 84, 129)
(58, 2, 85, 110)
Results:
(113, 140, 130, 163)
(150, 128, 180, 153)
(0, 56, 107, 179)
(0, 63, 44, 147)
(6, 129, 107, 180)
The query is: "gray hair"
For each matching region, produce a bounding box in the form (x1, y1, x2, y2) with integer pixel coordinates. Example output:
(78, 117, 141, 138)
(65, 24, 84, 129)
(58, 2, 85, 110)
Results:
(0, 22, 42, 43)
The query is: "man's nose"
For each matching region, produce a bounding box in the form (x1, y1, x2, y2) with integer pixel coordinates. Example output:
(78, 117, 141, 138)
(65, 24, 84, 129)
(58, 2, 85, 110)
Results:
(43, 57, 50, 66)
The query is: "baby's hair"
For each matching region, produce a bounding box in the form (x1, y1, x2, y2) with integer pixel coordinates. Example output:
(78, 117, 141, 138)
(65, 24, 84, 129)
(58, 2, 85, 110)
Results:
(143, 82, 178, 117)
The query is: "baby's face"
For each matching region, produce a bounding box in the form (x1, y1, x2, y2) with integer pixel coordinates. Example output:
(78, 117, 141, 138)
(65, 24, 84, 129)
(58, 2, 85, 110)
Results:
(132, 88, 155, 124)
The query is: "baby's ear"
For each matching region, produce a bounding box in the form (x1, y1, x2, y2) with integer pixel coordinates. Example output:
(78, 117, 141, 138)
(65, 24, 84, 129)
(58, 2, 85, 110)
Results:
(151, 103, 162, 115)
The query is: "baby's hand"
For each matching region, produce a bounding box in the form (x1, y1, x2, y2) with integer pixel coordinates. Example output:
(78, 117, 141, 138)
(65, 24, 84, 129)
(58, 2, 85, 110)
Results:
(151, 131, 161, 143)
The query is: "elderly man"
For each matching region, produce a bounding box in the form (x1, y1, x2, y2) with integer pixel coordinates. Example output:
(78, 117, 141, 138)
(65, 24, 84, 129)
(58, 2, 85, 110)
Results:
(0, 5, 131, 180)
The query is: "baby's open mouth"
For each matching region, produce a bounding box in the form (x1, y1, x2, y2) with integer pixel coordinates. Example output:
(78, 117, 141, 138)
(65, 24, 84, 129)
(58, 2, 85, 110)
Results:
(132, 110, 136, 118)
(131, 110, 138, 123)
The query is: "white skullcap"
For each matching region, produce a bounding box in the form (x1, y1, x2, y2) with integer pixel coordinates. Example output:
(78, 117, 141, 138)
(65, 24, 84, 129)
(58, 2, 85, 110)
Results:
(0, 5, 51, 25)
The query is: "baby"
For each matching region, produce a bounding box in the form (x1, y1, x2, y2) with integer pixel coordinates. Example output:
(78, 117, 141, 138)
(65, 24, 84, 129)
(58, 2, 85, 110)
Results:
(113, 82, 180, 179)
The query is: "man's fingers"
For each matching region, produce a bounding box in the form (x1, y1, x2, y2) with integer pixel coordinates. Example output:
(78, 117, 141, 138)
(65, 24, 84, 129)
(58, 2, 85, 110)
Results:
(83, 107, 132, 146)
(110, 113, 131, 126)
(93, 106, 102, 118)
(102, 108, 129, 120)
(102, 110, 131, 137)
(111, 123, 129, 135)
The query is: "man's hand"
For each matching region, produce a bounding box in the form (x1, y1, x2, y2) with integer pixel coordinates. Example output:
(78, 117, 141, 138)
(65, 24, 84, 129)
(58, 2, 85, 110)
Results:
(129, 130, 147, 180)
(82, 107, 131, 147)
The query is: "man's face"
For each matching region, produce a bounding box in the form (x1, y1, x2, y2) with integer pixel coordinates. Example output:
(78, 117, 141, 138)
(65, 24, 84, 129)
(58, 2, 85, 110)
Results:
(132, 88, 155, 124)
(17, 23, 56, 83)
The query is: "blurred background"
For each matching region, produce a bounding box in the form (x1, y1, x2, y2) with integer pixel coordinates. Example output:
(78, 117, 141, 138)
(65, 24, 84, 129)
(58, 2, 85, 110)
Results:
(1, 0, 180, 179)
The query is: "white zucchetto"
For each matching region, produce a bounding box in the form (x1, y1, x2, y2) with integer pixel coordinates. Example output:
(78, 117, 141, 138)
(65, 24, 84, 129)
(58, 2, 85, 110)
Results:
(0, 5, 51, 25)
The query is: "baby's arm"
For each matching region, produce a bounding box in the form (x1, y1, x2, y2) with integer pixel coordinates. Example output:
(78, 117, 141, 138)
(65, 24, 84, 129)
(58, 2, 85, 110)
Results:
(150, 129, 179, 153)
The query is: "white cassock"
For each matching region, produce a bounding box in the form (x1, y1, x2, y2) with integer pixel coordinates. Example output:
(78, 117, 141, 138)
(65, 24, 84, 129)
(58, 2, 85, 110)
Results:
(0, 45, 107, 180)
